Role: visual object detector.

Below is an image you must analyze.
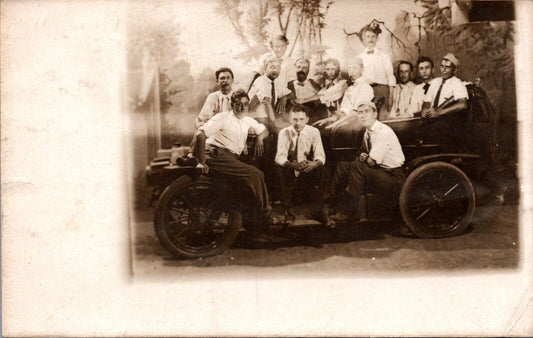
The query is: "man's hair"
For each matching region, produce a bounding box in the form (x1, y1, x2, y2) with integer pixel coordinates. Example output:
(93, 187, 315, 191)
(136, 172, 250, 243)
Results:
(324, 58, 341, 71)
(416, 56, 434, 68)
(263, 55, 282, 70)
(270, 35, 289, 46)
(294, 57, 310, 68)
(230, 89, 249, 107)
(396, 60, 413, 74)
(290, 104, 309, 116)
(215, 67, 234, 80)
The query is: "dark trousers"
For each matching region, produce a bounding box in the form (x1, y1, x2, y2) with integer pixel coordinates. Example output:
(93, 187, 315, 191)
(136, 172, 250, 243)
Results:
(276, 166, 323, 207)
(206, 146, 270, 212)
(372, 84, 390, 121)
(334, 159, 405, 217)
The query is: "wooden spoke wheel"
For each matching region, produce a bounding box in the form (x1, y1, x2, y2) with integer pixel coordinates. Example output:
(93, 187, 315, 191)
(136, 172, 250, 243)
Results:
(154, 175, 242, 259)
(399, 162, 475, 238)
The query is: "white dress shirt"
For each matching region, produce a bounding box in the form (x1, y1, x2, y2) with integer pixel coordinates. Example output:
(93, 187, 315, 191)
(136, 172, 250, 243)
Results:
(407, 82, 431, 115)
(317, 78, 348, 110)
(359, 48, 396, 86)
(424, 76, 469, 107)
(256, 52, 296, 92)
(291, 79, 319, 100)
(275, 124, 326, 174)
(390, 81, 416, 118)
(196, 90, 234, 125)
(200, 110, 266, 155)
(339, 77, 375, 116)
(248, 75, 291, 119)
(365, 120, 405, 169)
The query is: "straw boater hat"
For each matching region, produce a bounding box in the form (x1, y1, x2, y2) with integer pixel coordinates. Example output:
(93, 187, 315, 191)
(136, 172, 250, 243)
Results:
(442, 53, 460, 67)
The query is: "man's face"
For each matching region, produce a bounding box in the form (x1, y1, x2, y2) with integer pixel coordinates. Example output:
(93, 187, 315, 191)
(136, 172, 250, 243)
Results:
(417, 61, 433, 82)
(271, 40, 288, 58)
(295, 60, 309, 82)
(348, 62, 363, 82)
(233, 96, 249, 115)
(356, 104, 377, 128)
(290, 111, 309, 132)
(265, 61, 281, 80)
(440, 59, 455, 80)
(325, 62, 339, 81)
(363, 30, 378, 49)
(398, 63, 412, 84)
(216, 71, 234, 90)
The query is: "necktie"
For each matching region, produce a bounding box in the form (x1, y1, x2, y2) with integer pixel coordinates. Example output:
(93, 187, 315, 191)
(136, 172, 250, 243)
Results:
(271, 81, 276, 108)
(364, 130, 371, 153)
(296, 82, 305, 87)
(396, 85, 403, 116)
(289, 133, 299, 162)
(367, 50, 374, 54)
(423, 83, 430, 94)
(433, 79, 446, 108)
(220, 96, 229, 112)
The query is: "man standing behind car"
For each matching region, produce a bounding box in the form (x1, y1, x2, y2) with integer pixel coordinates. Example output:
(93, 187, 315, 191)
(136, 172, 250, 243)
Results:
(328, 101, 405, 225)
(195, 89, 278, 239)
(407, 56, 435, 116)
(421, 53, 468, 118)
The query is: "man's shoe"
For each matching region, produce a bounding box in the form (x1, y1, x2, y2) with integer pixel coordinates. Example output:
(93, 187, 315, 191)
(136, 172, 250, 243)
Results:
(330, 212, 350, 223)
(177, 156, 198, 167)
(283, 207, 296, 225)
(323, 215, 336, 229)
(391, 226, 416, 238)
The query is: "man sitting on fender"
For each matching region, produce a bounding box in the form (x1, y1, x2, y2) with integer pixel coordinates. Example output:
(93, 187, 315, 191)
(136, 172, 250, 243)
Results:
(328, 101, 405, 226)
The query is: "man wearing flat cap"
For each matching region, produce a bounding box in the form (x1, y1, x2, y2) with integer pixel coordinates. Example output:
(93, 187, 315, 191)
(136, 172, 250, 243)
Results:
(421, 53, 468, 118)
(325, 100, 405, 227)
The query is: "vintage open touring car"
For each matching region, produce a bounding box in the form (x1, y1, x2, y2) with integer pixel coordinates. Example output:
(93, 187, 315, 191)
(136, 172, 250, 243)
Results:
(145, 82, 498, 259)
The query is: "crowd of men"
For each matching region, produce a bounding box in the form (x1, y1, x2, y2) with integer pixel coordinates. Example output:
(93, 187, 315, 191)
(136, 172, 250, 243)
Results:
(177, 23, 470, 242)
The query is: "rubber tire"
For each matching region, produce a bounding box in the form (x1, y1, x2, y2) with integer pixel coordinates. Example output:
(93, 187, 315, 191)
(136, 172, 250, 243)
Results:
(399, 161, 475, 238)
(154, 175, 242, 259)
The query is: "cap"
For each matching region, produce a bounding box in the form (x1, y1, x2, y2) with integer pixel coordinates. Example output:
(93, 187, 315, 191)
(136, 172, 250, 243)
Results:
(263, 54, 281, 69)
(356, 100, 377, 110)
(442, 53, 460, 67)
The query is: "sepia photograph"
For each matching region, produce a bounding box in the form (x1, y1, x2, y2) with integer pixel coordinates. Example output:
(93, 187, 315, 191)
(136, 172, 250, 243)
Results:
(2, 0, 532, 336)
(125, 0, 520, 273)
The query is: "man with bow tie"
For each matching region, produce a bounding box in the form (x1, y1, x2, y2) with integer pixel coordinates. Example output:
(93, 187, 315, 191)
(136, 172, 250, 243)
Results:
(326, 101, 405, 227)
(358, 24, 396, 120)
(421, 53, 468, 118)
(407, 56, 435, 116)
(390, 60, 416, 119)
(286, 58, 327, 125)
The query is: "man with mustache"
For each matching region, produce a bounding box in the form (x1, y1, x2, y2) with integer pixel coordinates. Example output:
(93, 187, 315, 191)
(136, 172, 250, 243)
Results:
(286, 58, 327, 124)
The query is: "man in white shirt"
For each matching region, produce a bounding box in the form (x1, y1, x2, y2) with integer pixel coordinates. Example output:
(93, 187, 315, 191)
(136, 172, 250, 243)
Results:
(252, 35, 296, 96)
(180, 68, 235, 165)
(275, 107, 325, 223)
(316, 58, 348, 118)
(407, 56, 435, 116)
(328, 101, 406, 225)
(195, 68, 234, 127)
(358, 23, 396, 120)
(421, 53, 468, 118)
(390, 61, 416, 119)
(195, 89, 276, 235)
(248, 55, 292, 128)
(286, 58, 326, 124)
(316, 56, 374, 130)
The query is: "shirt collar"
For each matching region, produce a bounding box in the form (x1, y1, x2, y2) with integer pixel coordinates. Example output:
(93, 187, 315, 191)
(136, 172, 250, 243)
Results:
(289, 125, 307, 136)
(365, 47, 380, 54)
(367, 120, 380, 133)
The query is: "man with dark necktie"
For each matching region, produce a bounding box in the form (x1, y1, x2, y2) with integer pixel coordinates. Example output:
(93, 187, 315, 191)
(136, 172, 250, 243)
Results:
(407, 56, 435, 116)
(327, 101, 405, 227)
(421, 53, 468, 118)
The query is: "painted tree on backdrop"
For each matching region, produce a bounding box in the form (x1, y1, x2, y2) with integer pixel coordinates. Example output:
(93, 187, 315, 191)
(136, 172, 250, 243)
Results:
(216, 0, 334, 69)
(128, 5, 202, 147)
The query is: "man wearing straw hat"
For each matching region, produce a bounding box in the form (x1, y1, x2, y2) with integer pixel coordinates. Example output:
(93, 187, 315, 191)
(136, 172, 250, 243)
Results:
(421, 53, 469, 118)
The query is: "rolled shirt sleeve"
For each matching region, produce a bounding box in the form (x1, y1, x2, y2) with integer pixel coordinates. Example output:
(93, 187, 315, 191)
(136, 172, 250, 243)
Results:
(246, 116, 266, 135)
(275, 128, 291, 166)
(199, 111, 226, 138)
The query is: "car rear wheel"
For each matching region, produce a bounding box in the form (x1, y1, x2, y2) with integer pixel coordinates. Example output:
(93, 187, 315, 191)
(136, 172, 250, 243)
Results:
(399, 161, 475, 238)
(154, 175, 242, 259)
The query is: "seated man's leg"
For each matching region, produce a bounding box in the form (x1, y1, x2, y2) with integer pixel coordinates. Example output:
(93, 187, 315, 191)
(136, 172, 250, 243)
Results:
(276, 166, 295, 209)
(207, 148, 270, 213)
